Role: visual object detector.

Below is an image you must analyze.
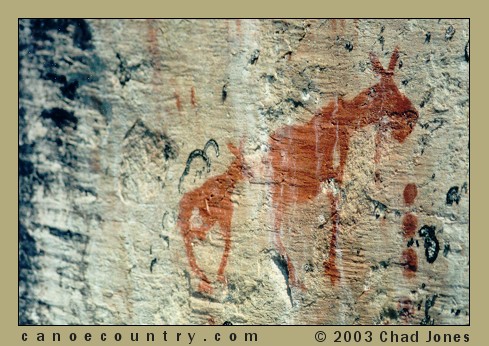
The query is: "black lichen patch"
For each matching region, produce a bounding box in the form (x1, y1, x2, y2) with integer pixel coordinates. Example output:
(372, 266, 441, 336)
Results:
(222, 84, 228, 103)
(60, 80, 79, 100)
(41, 108, 78, 130)
(285, 98, 305, 109)
(461, 182, 468, 194)
(42, 72, 79, 100)
(381, 306, 399, 321)
(249, 49, 260, 65)
(446, 186, 461, 205)
(47, 226, 89, 244)
(19, 159, 34, 177)
(419, 226, 440, 264)
(115, 53, 141, 87)
(164, 142, 178, 161)
(445, 25, 456, 41)
(30, 19, 93, 50)
(443, 243, 451, 257)
(420, 294, 438, 325)
(150, 258, 158, 273)
(303, 261, 314, 273)
(419, 90, 432, 108)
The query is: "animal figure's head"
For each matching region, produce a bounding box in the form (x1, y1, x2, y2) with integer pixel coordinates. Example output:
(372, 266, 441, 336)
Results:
(366, 47, 418, 142)
(227, 141, 253, 180)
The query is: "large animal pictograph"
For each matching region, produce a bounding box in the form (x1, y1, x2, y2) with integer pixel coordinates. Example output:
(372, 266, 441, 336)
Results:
(268, 47, 419, 287)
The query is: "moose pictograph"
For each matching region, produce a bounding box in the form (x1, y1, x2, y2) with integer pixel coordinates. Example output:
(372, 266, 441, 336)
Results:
(268, 47, 418, 287)
(177, 141, 251, 294)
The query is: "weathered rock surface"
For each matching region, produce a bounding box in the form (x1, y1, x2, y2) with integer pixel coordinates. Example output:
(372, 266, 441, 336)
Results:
(19, 19, 469, 325)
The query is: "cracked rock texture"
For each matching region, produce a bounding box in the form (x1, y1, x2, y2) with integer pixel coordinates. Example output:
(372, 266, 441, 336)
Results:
(19, 19, 469, 325)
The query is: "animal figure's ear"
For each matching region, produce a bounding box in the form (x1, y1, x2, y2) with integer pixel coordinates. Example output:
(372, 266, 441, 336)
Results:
(227, 142, 240, 158)
(369, 52, 386, 76)
(370, 47, 399, 76)
(387, 46, 400, 73)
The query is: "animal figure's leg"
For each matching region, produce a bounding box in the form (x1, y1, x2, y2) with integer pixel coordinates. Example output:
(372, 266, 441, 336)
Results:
(273, 199, 300, 287)
(180, 222, 213, 294)
(324, 191, 341, 286)
(217, 214, 232, 284)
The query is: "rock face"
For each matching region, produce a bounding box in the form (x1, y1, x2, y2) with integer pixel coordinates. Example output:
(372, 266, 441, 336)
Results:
(19, 19, 469, 325)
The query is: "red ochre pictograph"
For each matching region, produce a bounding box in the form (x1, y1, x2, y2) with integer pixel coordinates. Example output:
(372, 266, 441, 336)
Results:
(401, 184, 419, 278)
(177, 142, 251, 294)
(177, 48, 419, 292)
(268, 48, 418, 287)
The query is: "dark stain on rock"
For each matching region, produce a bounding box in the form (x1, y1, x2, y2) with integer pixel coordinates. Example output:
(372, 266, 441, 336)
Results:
(116, 53, 131, 86)
(19, 159, 34, 177)
(60, 80, 79, 100)
(41, 108, 78, 130)
(19, 223, 42, 324)
(446, 186, 461, 205)
(443, 243, 451, 257)
(150, 258, 158, 273)
(378, 35, 385, 50)
(461, 182, 468, 194)
(160, 234, 170, 248)
(419, 225, 440, 264)
(42, 72, 79, 100)
(398, 297, 415, 320)
(272, 254, 294, 306)
(424, 32, 431, 43)
(445, 25, 456, 41)
(249, 49, 260, 65)
(420, 294, 438, 325)
(30, 19, 93, 50)
(164, 142, 178, 160)
(419, 90, 432, 108)
(381, 306, 399, 320)
(345, 41, 354, 52)
(47, 225, 89, 244)
(222, 84, 228, 103)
